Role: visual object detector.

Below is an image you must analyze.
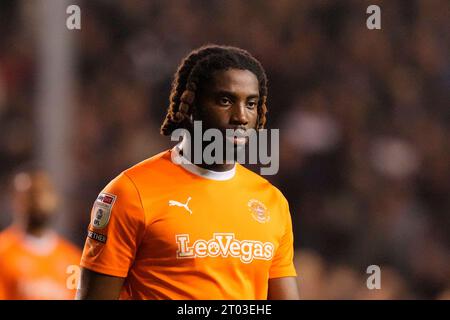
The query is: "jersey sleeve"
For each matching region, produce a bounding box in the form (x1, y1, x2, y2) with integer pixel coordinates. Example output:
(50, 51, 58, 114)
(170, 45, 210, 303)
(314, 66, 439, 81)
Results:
(0, 255, 14, 299)
(269, 195, 297, 279)
(0, 264, 8, 299)
(80, 172, 146, 278)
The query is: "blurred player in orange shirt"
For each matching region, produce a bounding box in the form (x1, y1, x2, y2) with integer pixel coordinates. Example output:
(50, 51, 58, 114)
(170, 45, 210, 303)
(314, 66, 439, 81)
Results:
(77, 45, 299, 300)
(0, 168, 81, 300)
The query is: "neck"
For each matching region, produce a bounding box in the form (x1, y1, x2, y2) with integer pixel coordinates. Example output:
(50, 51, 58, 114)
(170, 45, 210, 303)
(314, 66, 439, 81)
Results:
(26, 224, 50, 238)
(199, 162, 235, 172)
(179, 133, 236, 172)
(15, 219, 51, 238)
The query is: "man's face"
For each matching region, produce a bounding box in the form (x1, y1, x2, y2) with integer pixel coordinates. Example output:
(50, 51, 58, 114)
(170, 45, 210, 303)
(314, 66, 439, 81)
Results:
(13, 171, 58, 227)
(195, 68, 260, 145)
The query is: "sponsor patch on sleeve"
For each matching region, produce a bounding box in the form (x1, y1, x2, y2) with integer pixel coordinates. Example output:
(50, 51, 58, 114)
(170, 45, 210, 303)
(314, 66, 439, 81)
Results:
(90, 193, 116, 229)
(87, 230, 107, 243)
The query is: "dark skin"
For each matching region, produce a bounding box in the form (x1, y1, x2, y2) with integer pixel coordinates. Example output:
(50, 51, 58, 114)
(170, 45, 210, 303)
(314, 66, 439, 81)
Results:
(189, 68, 259, 172)
(76, 69, 299, 300)
(12, 171, 58, 237)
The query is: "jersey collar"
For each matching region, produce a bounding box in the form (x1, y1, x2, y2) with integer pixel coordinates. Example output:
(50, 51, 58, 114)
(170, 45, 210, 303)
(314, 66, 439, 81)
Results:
(170, 137, 236, 181)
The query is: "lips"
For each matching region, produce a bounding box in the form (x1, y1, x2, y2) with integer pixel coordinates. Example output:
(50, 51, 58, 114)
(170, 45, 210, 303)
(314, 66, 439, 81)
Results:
(234, 128, 248, 138)
(225, 129, 249, 145)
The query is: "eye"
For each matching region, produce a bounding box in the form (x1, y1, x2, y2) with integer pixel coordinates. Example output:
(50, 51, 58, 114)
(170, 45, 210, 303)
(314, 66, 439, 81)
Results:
(219, 97, 232, 106)
(247, 101, 257, 109)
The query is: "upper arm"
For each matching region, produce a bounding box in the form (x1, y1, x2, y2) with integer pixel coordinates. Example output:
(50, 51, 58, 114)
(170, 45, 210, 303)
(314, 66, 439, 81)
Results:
(268, 277, 300, 300)
(0, 269, 9, 300)
(0, 257, 15, 300)
(79, 173, 146, 278)
(76, 267, 125, 300)
(269, 196, 297, 279)
(267, 195, 299, 300)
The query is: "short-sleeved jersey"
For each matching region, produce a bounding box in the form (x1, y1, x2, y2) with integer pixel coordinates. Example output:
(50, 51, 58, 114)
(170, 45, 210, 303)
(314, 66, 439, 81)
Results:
(80, 146, 296, 300)
(0, 227, 81, 300)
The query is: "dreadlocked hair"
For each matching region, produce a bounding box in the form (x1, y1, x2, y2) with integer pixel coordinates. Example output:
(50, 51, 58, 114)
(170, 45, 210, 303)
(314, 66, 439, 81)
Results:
(160, 44, 268, 136)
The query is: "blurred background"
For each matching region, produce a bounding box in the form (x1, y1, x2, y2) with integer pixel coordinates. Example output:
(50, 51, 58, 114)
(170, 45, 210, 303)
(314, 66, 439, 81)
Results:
(0, 0, 449, 299)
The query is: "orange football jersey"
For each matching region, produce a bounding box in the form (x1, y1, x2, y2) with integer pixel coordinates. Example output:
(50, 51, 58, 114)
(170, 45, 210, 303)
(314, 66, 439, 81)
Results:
(80, 145, 297, 299)
(0, 227, 81, 300)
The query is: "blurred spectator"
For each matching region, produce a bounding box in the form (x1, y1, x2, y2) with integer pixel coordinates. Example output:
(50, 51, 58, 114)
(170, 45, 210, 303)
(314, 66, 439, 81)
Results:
(0, 168, 81, 299)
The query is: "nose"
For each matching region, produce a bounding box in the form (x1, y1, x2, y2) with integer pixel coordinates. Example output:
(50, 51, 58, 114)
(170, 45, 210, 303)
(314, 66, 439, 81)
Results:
(230, 104, 248, 126)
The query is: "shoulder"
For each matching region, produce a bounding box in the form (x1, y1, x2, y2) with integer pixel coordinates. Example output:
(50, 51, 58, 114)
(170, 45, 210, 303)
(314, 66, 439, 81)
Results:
(0, 227, 19, 254)
(236, 164, 288, 203)
(91, 150, 174, 228)
(123, 149, 173, 180)
(103, 149, 172, 196)
(236, 164, 291, 224)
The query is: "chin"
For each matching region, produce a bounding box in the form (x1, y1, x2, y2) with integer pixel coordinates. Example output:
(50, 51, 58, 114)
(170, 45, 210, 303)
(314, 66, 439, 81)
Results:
(28, 211, 53, 227)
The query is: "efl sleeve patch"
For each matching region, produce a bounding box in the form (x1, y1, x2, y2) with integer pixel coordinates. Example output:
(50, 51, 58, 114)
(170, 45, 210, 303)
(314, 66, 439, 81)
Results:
(90, 193, 116, 229)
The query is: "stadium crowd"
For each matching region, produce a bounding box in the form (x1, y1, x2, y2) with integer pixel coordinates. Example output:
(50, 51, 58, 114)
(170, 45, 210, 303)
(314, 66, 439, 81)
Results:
(0, 0, 449, 299)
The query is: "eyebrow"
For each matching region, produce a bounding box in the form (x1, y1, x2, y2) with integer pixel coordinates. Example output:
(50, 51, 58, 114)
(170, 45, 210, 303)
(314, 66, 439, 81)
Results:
(214, 90, 260, 100)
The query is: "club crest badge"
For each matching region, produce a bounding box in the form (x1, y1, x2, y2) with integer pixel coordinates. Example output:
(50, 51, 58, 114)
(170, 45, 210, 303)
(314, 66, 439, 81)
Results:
(248, 199, 270, 223)
(90, 193, 116, 229)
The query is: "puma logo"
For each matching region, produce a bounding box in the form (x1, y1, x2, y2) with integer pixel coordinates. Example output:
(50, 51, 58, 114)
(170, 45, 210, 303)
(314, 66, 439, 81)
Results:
(168, 197, 192, 214)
